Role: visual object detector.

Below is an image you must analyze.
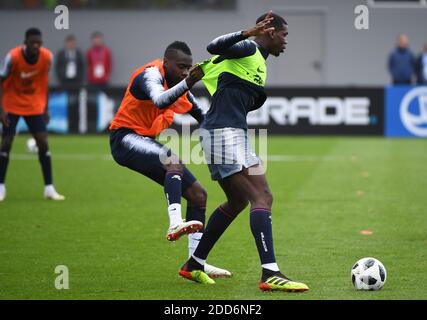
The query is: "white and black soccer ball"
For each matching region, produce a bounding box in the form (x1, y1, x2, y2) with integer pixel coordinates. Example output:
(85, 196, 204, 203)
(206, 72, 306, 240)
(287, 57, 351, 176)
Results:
(351, 257, 387, 291)
(26, 138, 38, 153)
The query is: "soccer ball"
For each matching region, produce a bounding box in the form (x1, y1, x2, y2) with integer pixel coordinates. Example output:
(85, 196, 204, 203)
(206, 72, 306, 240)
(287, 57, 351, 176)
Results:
(26, 138, 38, 153)
(351, 257, 387, 290)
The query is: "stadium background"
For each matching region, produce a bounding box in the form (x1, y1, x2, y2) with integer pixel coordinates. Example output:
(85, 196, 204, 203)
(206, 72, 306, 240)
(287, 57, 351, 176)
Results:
(1, 0, 427, 86)
(0, 0, 426, 301)
(2, 0, 427, 137)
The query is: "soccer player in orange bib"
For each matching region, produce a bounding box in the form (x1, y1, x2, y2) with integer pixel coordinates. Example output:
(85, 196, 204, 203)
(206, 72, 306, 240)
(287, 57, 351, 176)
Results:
(0, 28, 64, 201)
(109, 41, 231, 278)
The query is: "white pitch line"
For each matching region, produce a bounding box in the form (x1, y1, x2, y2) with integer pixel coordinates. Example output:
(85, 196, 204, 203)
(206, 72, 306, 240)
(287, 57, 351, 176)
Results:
(10, 153, 352, 162)
(10, 154, 113, 161)
(267, 155, 352, 162)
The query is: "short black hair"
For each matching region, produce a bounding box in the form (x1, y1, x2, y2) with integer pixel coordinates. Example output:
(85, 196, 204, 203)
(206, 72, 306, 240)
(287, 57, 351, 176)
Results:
(164, 41, 192, 58)
(25, 28, 42, 40)
(256, 12, 287, 30)
(91, 31, 103, 39)
(65, 34, 76, 42)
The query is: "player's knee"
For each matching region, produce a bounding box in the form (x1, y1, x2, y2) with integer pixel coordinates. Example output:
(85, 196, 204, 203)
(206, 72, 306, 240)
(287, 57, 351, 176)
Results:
(194, 187, 207, 207)
(193, 189, 207, 208)
(251, 190, 273, 209)
(264, 190, 273, 208)
(35, 140, 49, 153)
(165, 163, 184, 175)
(38, 146, 49, 155)
(185, 184, 207, 207)
(1, 143, 12, 153)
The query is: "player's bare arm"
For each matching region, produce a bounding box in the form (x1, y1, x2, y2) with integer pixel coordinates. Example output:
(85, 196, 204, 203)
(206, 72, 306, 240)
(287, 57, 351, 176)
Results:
(0, 76, 9, 127)
(205, 14, 275, 58)
(43, 53, 53, 125)
(0, 51, 11, 127)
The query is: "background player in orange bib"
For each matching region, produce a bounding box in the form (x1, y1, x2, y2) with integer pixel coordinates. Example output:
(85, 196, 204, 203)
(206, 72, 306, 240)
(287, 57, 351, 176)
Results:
(0, 28, 64, 201)
(109, 41, 231, 278)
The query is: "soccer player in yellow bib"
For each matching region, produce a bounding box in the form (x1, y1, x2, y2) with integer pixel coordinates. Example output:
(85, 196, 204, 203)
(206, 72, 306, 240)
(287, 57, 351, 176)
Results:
(179, 12, 309, 292)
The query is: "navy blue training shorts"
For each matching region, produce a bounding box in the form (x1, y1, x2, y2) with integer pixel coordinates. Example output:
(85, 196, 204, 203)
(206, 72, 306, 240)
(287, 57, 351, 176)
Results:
(109, 128, 197, 191)
(1, 113, 47, 136)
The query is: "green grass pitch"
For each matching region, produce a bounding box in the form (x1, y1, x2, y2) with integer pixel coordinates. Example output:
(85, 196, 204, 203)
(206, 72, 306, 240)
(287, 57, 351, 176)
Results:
(0, 135, 426, 300)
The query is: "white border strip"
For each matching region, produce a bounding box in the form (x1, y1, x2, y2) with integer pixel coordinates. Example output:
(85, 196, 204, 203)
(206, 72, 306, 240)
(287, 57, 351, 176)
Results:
(367, 0, 427, 9)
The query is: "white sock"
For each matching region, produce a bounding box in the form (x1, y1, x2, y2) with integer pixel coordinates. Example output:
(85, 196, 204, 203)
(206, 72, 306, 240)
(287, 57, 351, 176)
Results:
(44, 184, 55, 194)
(168, 203, 183, 227)
(188, 232, 203, 257)
(191, 254, 206, 266)
(0, 184, 5, 192)
(262, 263, 279, 272)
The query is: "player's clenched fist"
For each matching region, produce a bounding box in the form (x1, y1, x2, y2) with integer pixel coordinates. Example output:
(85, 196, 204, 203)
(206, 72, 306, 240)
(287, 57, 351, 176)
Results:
(185, 65, 204, 88)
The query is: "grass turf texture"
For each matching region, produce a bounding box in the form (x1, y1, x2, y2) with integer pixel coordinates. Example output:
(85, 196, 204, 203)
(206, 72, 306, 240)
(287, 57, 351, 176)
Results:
(0, 135, 426, 300)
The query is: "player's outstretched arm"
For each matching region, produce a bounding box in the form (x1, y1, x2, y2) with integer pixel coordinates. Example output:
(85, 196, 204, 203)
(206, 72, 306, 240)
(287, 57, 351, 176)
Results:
(0, 77, 7, 127)
(43, 52, 53, 125)
(206, 13, 273, 57)
(141, 65, 203, 109)
(0, 53, 12, 127)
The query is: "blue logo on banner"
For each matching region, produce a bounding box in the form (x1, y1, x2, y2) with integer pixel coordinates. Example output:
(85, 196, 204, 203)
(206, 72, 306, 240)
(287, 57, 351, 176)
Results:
(385, 86, 427, 137)
(47, 92, 68, 133)
(96, 91, 116, 132)
(16, 92, 68, 133)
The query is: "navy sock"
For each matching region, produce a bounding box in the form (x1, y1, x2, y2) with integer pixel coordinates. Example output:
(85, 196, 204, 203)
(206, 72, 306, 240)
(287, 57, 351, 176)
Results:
(0, 151, 9, 183)
(186, 205, 205, 230)
(193, 205, 237, 260)
(164, 171, 182, 205)
(38, 150, 53, 185)
(250, 208, 277, 265)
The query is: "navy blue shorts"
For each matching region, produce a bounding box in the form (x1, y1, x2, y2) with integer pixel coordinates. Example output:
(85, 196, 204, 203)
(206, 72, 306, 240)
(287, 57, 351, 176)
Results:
(1, 113, 47, 136)
(110, 128, 197, 191)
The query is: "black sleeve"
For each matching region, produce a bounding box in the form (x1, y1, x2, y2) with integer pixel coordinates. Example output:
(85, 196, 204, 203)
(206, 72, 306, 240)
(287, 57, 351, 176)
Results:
(132, 66, 189, 109)
(207, 31, 257, 59)
(187, 91, 205, 124)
